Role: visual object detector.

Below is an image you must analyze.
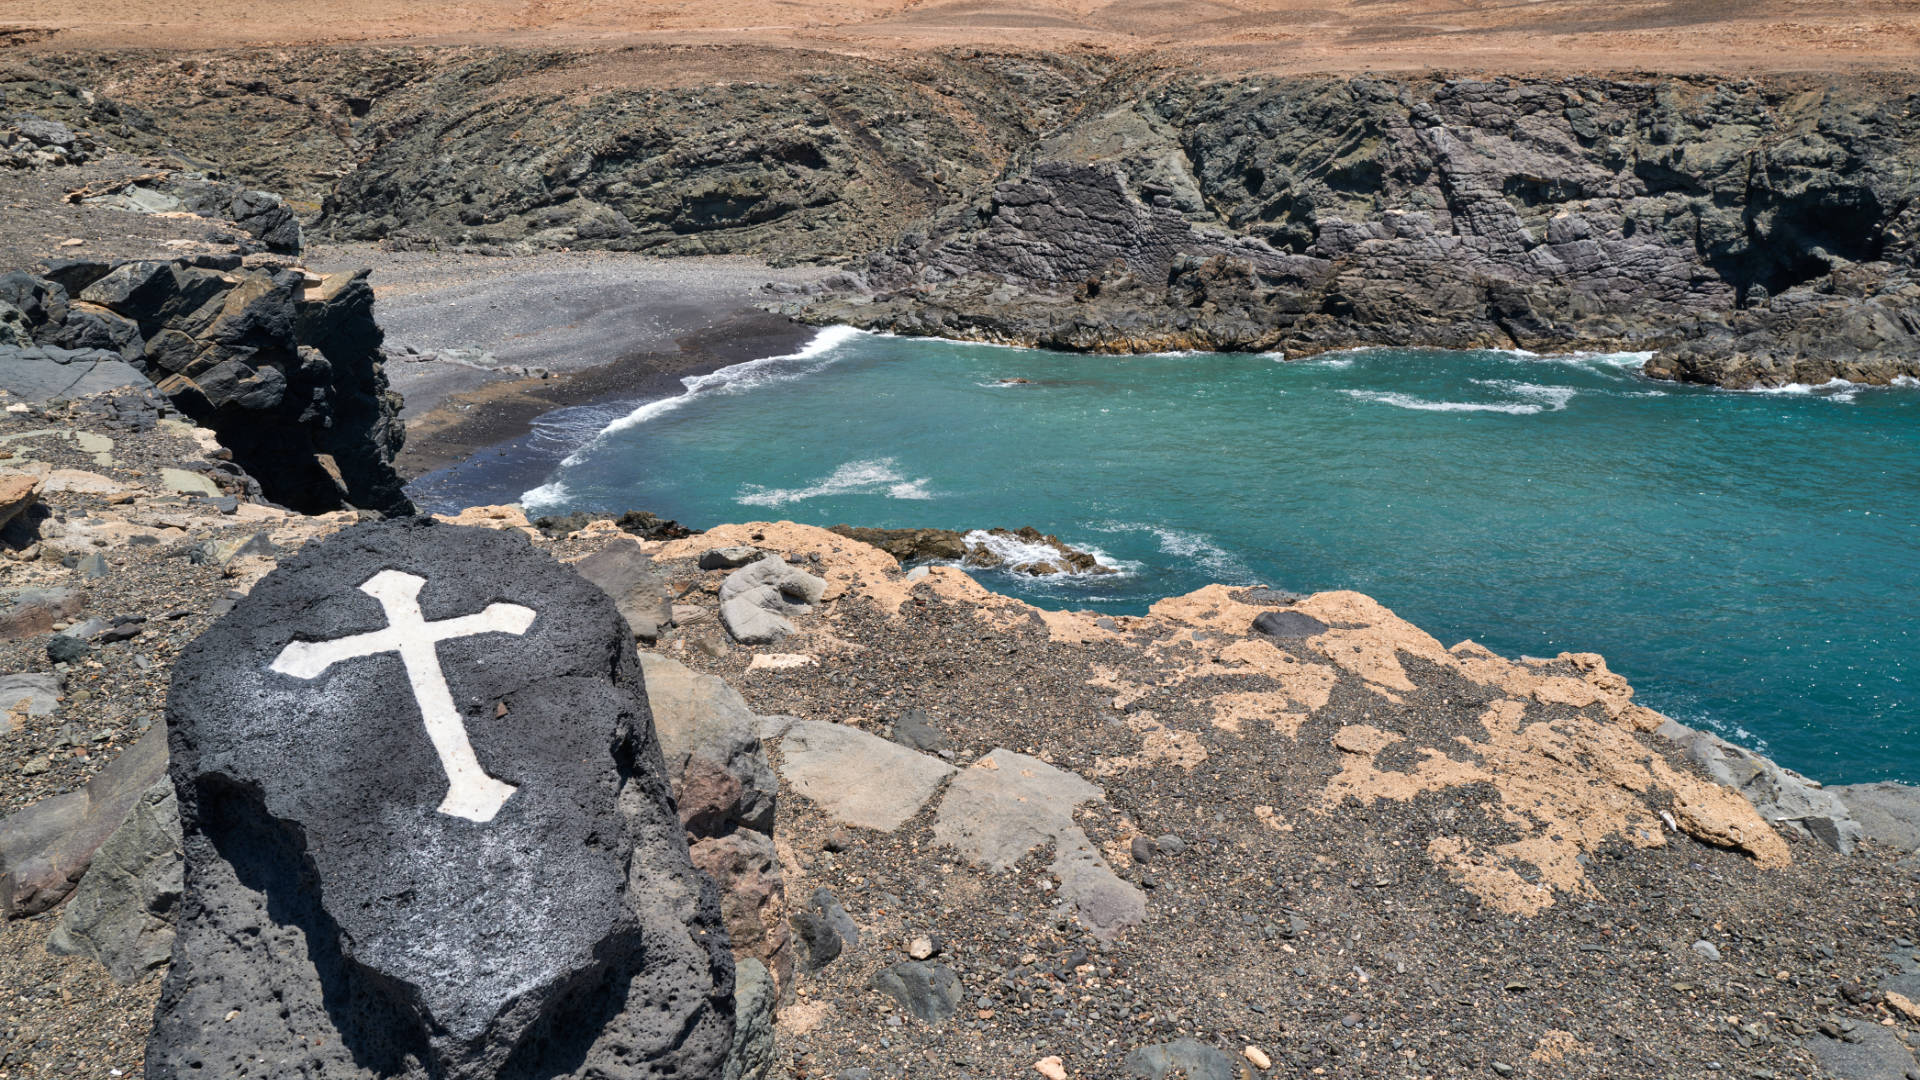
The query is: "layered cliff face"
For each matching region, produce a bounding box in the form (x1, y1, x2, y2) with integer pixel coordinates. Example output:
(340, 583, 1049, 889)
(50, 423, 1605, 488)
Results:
(19, 51, 1920, 387)
(818, 74, 1920, 387)
(0, 258, 410, 515)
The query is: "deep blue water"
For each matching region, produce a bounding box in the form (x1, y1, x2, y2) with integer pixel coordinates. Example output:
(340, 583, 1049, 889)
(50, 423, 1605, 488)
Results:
(512, 328, 1920, 783)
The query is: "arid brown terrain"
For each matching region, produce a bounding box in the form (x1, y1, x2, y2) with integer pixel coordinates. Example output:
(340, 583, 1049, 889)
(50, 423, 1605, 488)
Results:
(5, 0, 1920, 74)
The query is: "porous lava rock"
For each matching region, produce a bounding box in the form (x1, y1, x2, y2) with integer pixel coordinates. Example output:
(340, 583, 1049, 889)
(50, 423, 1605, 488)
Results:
(147, 518, 732, 1079)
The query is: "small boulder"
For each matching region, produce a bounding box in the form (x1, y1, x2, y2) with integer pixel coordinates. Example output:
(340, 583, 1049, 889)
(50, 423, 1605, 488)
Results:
(0, 587, 84, 640)
(46, 777, 182, 984)
(574, 537, 674, 643)
(0, 725, 169, 917)
(871, 961, 962, 1024)
(1126, 1039, 1236, 1080)
(1251, 609, 1329, 639)
(790, 887, 859, 973)
(700, 545, 762, 571)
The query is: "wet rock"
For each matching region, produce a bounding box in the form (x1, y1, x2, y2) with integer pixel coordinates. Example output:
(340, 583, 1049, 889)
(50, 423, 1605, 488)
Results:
(147, 519, 732, 1079)
(871, 960, 962, 1023)
(574, 537, 674, 643)
(1125, 1038, 1235, 1080)
(0, 725, 168, 917)
(46, 778, 182, 984)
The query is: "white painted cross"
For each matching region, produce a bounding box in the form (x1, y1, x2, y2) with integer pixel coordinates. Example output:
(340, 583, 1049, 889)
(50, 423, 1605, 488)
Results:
(271, 569, 536, 823)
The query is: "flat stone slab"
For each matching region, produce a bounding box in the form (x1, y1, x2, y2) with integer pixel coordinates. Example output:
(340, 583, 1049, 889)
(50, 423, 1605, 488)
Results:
(933, 749, 1145, 940)
(775, 719, 955, 831)
(149, 518, 732, 1080)
(0, 345, 146, 402)
(0, 725, 167, 917)
(1832, 781, 1920, 853)
(0, 672, 60, 731)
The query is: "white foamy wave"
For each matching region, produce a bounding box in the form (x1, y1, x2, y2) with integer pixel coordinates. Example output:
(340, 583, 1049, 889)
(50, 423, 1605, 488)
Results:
(1341, 389, 1548, 415)
(590, 324, 867, 444)
(1469, 379, 1578, 411)
(1893, 375, 1920, 388)
(521, 479, 569, 514)
(736, 458, 934, 508)
(1088, 520, 1251, 582)
(960, 530, 1134, 578)
(1493, 348, 1652, 369)
(1737, 377, 1862, 402)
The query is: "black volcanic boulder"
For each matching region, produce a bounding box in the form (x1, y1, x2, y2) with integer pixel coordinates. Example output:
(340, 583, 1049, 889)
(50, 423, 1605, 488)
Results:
(148, 519, 733, 1079)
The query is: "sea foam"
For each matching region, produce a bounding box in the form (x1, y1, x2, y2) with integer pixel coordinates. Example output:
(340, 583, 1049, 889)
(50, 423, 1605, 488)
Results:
(736, 457, 934, 507)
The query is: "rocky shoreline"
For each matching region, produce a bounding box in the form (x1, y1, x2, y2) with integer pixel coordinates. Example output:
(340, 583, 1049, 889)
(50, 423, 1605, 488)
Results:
(5, 56, 1920, 390)
(3, 32, 1920, 1080)
(0, 389, 1918, 1076)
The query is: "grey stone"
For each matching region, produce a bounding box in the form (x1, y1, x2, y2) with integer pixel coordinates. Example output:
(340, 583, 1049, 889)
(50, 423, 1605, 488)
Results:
(871, 961, 961, 1023)
(1806, 1023, 1920, 1080)
(74, 552, 108, 580)
(790, 887, 859, 972)
(721, 586, 798, 644)
(932, 749, 1145, 940)
(147, 519, 732, 1080)
(1125, 1038, 1236, 1080)
(46, 633, 90, 664)
(892, 707, 946, 753)
(574, 537, 674, 643)
(638, 654, 777, 836)
(1690, 939, 1721, 962)
(0, 587, 83, 640)
(46, 778, 182, 984)
(775, 719, 955, 831)
(722, 957, 775, 1080)
(699, 546, 762, 571)
(1251, 609, 1329, 638)
(0, 725, 169, 917)
(1832, 782, 1920, 852)
(0, 673, 61, 727)
(0, 344, 146, 402)
(720, 555, 826, 607)
(1656, 721, 1863, 853)
(717, 556, 824, 644)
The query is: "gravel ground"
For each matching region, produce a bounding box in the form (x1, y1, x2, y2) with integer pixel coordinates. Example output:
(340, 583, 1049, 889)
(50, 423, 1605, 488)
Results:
(624, 531, 1920, 1080)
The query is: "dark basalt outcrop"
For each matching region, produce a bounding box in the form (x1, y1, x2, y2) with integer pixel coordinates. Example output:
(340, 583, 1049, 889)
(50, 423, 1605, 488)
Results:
(1, 258, 410, 514)
(18, 53, 1920, 387)
(807, 74, 1920, 388)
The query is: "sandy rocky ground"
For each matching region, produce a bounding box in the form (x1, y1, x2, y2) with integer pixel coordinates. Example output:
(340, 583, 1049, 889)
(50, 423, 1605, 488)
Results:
(1, 396, 1919, 1079)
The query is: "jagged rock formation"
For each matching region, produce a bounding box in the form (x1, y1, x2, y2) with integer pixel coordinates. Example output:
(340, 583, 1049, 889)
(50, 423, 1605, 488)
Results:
(12, 56, 1920, 385)
(814, 74, 1920, 388)
(0, 258, 410, 514)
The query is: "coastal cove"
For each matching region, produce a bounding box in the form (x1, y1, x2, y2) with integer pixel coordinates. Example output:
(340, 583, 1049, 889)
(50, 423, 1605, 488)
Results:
(432, 330, 1920, 787)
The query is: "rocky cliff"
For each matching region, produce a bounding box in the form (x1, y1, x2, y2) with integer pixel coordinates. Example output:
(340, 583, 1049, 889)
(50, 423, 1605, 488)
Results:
(813, 73, 1920, 389)
(14, 52, 1919, 388)
(0, 257, 410, 515)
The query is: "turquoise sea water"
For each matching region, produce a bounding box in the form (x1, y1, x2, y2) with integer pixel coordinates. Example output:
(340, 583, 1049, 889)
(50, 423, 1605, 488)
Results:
(515, 328, 1920, 784)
